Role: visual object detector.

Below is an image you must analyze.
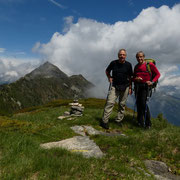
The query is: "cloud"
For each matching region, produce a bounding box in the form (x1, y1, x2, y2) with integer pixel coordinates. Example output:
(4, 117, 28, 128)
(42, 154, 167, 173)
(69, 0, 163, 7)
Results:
(0, 57, 41, 84)
(0, 48, 5, 53)
(63, 16, 74, 32)
(158, 65, 180, 91)
(33, 4, 180, 97)
(128, 0, 134, 7)
(48, 0, 67, 9)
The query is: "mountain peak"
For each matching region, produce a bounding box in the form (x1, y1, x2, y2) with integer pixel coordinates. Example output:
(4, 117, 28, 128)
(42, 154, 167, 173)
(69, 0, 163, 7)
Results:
(25, 61, 68, 80)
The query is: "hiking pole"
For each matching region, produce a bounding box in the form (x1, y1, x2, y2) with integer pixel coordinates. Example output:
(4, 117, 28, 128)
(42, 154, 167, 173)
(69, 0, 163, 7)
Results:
(102, 82, 112, 125)
(144, 87, 151, 127)
(132, 85, 138, 122)
(132, 99, 136, 122)
(144, 99, 148, 127)
(103, 82, 112, 109)
(107, 82, 112, 96)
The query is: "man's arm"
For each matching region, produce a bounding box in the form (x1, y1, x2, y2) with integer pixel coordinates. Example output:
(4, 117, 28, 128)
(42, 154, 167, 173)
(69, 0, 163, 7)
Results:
(105, 70, 113, 83)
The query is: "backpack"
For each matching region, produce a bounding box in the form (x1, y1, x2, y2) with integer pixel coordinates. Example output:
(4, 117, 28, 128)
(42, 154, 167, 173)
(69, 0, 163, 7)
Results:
(144, 59, 158, 89)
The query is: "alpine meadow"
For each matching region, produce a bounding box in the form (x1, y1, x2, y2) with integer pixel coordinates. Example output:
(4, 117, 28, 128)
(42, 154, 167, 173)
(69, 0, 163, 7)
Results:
(0, 63, 179, 180)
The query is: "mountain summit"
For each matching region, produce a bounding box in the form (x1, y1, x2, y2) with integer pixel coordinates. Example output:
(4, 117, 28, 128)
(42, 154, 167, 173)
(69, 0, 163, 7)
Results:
(26, 61, 68, 80)
(0, 62, 94, 115)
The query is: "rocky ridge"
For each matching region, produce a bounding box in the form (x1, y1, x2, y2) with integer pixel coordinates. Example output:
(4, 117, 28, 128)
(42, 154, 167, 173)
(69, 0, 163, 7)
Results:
(0, 62, 94, 115)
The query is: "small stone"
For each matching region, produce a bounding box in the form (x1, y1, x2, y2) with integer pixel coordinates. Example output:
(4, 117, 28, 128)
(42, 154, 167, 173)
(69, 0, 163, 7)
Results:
(64, 111, 70, 116)
(71, 125, 101, 136)
(71, 111, 82, 116)
(67, 117, 75, 120)
(58, 116, 68, 120)
(69, 103, 79, 106)
(71, 106, 84, 112)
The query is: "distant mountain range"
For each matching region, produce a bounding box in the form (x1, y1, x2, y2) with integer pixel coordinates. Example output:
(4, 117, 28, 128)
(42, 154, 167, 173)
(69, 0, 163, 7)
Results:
(0, 62, 179, 126)
(0, 62, 94, 115)
(149, 91, 180, 126)
(127, 90, 180, 126)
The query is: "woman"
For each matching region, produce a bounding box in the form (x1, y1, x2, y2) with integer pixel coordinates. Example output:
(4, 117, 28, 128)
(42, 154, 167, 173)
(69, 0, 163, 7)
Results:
(133, 51, 160, 128)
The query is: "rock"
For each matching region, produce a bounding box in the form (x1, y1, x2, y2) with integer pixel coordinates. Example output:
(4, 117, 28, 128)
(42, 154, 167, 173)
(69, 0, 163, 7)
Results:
(70, 110, 83, 115)
(69, 103, 79, 106)
(63, 83, 68, 88)
(71, 125, 101, 136)
(64, 111, 70, 116)
(73, 99, 79, 103)
(71, 106, 84, 112)
(57, 116, 67, 120)
(130, 167, 151, 177)
(58, 99, 85, 119)
(67, 117, 75, 121)
(40, 136, 104, 158)
(144, 160, 180, 180)
(71, 125, 126, 137)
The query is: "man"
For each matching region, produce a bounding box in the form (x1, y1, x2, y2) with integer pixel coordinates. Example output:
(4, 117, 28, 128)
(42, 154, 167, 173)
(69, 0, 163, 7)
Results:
(100, 49, 133, 129)
(133, 51, 160, 129)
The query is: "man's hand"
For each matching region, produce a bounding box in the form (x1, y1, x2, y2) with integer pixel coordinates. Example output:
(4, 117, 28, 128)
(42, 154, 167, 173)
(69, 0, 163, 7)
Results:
(129, 88, 132, 95)
(109, 77, 113, 83)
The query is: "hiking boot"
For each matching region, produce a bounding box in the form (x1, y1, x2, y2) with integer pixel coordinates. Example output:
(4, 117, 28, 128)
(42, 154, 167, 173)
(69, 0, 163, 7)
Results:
(100, 121, 109, 129)
(145, 126, 151, 129)
(137, 122, 143, 127)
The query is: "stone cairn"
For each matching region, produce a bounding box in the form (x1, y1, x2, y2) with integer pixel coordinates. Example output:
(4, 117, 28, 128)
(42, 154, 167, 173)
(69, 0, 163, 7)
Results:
(58, 100, 84, 120)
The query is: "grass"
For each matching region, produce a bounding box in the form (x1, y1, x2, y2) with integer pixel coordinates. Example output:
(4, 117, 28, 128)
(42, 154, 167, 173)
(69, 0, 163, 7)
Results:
(0, 98, 179, 180)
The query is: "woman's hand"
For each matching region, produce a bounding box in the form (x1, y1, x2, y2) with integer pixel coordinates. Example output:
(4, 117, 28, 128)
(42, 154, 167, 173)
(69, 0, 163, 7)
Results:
(135, 77, 143, 82)
(146, 81, 153, 86)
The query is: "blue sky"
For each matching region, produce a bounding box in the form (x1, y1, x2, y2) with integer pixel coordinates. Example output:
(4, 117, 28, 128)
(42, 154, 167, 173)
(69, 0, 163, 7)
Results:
(0, 0, 180, 97)
(0, 0, 179, 58)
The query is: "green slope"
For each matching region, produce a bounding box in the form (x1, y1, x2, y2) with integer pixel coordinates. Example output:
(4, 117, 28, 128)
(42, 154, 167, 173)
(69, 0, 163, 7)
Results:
(0, 98, 179, 179)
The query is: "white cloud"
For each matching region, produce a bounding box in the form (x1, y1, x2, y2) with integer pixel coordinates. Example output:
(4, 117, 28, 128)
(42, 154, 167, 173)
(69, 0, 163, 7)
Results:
(63, 16, 74, 32)
(158, 65, 180, 90)
(0, 48, 5, 53)
(48, 0, 66, 9)
(5, 71, 18, 77)
(0, 57, 41, 83)
(33, 4, 180, 97)
(160, 74, 180, 88)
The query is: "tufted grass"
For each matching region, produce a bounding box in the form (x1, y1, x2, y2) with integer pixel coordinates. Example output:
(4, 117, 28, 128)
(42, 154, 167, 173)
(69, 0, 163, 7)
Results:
(0, 98, 179, 180)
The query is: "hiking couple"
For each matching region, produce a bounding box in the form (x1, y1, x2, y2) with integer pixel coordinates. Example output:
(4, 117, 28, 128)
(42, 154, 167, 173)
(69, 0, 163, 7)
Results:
(100, 49, 160, 130)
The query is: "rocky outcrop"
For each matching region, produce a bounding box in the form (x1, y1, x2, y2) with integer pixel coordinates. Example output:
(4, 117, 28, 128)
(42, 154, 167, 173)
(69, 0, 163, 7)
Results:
(41, 136, 104, 158)
(144, 160, 180, 180)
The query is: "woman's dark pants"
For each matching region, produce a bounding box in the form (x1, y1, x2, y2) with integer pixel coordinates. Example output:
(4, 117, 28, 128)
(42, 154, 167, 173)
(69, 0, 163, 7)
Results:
(135, 84, 151, 127)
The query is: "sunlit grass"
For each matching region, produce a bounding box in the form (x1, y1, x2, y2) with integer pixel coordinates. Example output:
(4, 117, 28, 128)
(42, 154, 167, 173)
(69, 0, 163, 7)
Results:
(0, 98, 179, 179)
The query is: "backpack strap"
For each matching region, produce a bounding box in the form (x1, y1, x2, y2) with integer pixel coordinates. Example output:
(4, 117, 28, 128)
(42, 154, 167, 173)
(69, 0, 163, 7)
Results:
(146, 62, 158, 90)
(146, 62, 152, 81)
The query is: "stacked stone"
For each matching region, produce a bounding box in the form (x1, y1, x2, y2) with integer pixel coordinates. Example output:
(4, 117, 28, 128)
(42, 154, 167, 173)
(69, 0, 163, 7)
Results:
(58, 100, 84, 120)
(69, 100, 84, 116)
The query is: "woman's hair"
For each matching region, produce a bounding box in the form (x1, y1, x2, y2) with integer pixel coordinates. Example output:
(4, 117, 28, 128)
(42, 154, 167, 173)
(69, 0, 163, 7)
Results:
(136, 51, 145, 58)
